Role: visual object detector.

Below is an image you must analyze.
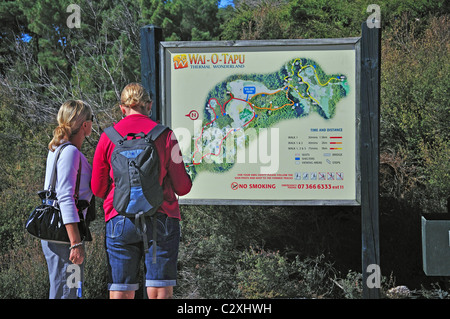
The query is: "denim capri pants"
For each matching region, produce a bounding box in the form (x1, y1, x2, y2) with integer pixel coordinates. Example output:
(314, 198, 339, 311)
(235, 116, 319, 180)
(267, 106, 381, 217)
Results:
(105, 212, 180, 291)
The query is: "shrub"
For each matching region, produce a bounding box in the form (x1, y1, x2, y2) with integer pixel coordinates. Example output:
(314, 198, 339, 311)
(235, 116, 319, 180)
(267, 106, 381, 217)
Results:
(380, 14, 450, 212)
(82, 230, 109, 299)
(236, 247, 338, 299)
(0, 237, 49, 299)
(0, 223, 108, 299)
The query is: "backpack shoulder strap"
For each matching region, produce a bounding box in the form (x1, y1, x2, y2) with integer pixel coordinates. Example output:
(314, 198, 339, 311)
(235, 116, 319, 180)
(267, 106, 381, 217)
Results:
(146, 124, 168, 141)
(104, 126, 124, 146)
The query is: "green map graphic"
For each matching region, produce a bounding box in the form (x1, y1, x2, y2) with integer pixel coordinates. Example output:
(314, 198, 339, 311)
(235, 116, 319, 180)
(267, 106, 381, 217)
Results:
(186, 58, 349, 180)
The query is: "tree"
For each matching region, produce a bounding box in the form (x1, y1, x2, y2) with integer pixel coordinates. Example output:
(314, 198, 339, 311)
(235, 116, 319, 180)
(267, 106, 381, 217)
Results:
(140, 0, 221, 41)
(0, 0, 144, 130)
(221, 0, 291, 40)
(0, 0, 31, 74)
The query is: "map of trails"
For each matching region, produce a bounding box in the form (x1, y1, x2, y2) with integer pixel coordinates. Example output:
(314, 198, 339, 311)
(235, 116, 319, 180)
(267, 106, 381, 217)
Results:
(187, 57, 350, 179)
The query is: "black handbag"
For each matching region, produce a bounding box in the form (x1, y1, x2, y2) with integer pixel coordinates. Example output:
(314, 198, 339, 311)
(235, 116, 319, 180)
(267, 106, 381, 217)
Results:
(25, 143, 92, 243)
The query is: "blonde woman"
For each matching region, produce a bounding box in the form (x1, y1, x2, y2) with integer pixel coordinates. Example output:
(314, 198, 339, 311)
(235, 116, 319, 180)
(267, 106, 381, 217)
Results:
(41, 100, 93, 299)
(92, 83, 192, 299)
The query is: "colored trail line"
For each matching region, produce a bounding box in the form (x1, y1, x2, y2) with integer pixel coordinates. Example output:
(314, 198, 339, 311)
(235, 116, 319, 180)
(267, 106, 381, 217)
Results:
(285, 58, 341, 106)
(192, 93, 255, 165)
(191, 58, 341, 165)
(250, 86, 294, 111)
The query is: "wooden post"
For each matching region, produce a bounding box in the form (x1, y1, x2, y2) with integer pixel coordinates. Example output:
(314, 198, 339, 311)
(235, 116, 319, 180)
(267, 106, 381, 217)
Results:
(140, 25, 163, 122)
(360, 21, 381, 299)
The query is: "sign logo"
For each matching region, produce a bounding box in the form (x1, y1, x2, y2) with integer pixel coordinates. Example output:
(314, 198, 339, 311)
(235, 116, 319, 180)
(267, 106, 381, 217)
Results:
(185, 110, 199, 120)
(173, 54, 188, 69)
(173, 53, 246, 70)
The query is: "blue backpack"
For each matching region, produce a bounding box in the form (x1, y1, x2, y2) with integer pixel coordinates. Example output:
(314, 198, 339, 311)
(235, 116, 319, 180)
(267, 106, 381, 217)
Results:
(104, 124, 167, 262)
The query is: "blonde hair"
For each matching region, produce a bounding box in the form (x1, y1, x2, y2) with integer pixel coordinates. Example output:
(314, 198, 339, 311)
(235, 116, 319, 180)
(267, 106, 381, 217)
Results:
(120, 83, 152, 112)
(48, 100, 92, 151)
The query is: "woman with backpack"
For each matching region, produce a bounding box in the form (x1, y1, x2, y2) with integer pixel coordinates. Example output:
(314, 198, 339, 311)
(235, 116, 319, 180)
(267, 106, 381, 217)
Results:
(42, 100, 94, 298)
(91, 83, 192, 299)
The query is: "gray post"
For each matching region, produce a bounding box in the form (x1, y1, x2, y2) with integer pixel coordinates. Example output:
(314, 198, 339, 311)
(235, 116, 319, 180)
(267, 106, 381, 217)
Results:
(139, 25, 163, 299)
(141, 25, 163, 122)
(360, 21, 381, 299)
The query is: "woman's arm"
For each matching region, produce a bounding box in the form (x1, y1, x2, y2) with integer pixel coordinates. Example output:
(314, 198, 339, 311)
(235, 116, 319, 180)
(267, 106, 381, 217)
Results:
(55, 145, 85, 263)
(166, 130, 192, 196)
(56, 145, 81, 224)
(66, 223, 84, 264)
(91, 133, 112, 199)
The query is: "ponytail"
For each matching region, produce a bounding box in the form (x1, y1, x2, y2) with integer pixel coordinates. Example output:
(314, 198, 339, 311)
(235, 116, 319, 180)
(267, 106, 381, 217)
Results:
(120, 83, 152, 112)
(48, 100, 91, 151)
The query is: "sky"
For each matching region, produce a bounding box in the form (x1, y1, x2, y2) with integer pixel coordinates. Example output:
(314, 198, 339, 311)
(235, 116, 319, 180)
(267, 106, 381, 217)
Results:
(219, 0, 235, 7)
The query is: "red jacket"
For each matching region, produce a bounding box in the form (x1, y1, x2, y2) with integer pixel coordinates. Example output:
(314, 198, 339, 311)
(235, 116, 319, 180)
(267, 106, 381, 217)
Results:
(91, 114, 192, 221)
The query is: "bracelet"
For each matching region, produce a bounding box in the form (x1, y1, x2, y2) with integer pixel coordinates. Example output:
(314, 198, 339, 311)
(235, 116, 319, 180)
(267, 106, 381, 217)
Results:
(69, 242, 83, 250)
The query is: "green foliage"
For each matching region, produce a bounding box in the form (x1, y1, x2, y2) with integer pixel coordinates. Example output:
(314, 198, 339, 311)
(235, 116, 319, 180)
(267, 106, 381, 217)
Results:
(0, 188, 36, 254)
(140, 0, 220, 41)
(0, 239, 49, 299)
(82, 232, 109, 299)
(221, 0, 292, 40)
(0, 95, 50, 252)
(236, 248, 338, 298)
(177, 206, 244, 298)
(380, 15, 449, 212)
(222, 0, 449, 40)
(0, 225, 109, 299)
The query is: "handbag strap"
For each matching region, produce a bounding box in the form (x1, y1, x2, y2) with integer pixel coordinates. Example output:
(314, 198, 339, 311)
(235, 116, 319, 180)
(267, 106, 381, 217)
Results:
(48, 143, 71, 192)
(74, 157, 82, 203)
(48, 143, 82, 202)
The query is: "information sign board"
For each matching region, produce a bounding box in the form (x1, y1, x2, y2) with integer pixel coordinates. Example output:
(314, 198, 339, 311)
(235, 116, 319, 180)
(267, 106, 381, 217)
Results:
(160, 38, 361, 205)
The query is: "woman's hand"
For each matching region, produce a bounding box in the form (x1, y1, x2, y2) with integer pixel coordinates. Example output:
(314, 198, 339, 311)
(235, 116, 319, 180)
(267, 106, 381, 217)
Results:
(69, 245, 85, 264)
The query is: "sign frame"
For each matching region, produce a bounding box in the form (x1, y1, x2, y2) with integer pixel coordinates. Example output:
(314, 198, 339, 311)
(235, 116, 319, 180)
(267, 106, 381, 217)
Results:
(159, 38, 362, 207)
